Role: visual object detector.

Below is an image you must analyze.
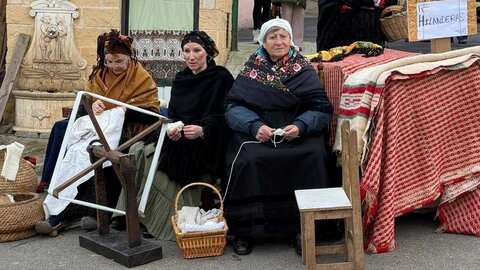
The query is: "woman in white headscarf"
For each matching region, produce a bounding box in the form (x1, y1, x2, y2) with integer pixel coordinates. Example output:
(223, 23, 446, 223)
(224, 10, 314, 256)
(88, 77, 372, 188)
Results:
(223, 18, 336, 255)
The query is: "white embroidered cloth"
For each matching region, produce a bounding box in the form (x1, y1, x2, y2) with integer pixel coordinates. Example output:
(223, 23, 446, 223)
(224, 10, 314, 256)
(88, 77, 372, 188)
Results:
(44, 108, 125, 218)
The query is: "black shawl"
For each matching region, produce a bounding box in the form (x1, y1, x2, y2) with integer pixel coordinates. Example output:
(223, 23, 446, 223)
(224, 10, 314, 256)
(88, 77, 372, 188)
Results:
(229, 47, 332, 130)
(158, 61, 234, 187)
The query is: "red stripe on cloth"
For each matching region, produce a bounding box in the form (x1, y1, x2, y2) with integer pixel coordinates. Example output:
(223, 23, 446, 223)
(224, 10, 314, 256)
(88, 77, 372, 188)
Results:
(338, 107, 370, 116)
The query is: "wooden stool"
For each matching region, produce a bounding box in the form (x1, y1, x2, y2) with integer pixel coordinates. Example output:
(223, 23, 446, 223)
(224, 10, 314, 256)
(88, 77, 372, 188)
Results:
(295, 121, 365, 270)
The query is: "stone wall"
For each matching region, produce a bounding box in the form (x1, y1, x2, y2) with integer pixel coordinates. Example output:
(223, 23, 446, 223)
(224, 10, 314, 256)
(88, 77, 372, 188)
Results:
(6, 0, 232, 85)
(6, 0, 121, 79)
(5, 0, 121, 133)
(3, 0, 232, 130)
(199, 0, 232, 65)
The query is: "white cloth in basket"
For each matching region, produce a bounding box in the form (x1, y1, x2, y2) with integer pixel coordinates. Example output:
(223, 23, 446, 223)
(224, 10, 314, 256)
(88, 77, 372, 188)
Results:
(177, 206, 223, 233)
(0, 142, 25, 181)
(183, 222, 225, 233)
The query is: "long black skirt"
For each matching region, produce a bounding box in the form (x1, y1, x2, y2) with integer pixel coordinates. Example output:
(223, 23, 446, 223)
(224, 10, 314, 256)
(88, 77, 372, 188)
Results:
(223, 131, 336, 236)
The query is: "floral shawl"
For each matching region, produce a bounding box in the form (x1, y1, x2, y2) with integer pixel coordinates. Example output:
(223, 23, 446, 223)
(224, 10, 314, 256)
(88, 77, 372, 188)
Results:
(240, 47, 310, 92)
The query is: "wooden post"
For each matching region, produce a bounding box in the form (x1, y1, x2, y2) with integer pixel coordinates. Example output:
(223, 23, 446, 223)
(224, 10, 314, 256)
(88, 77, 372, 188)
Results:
(119, 154, 142, 248)
(0, 0, 6, 68)
(0, 34, 30, 122)
(431, 37, 451, 53)
(0, 25, 7, 72)
(88, 144, 142, 247)
(88, 144, 110, 235)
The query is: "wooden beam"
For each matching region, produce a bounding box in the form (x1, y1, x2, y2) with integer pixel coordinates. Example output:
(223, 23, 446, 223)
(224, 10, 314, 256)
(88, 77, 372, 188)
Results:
(431, 38, 451, 54)
(0, 33, 30, 122)
(0, 26, 6, 68)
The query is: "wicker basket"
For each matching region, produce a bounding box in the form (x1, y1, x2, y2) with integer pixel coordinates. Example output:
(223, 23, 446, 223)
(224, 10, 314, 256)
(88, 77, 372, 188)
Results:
(0, 192, 45, 242)
(380, 5, 408, 42)
(171, 182, 228, 259)
(0, 149, 38, 194)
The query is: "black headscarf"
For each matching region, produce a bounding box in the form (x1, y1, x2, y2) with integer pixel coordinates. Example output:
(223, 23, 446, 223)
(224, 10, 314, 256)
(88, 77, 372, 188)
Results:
(181, 31, 219, 60)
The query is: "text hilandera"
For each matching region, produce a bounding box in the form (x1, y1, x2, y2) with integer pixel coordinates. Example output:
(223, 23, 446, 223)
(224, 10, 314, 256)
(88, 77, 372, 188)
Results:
(418, 13, 466, 27)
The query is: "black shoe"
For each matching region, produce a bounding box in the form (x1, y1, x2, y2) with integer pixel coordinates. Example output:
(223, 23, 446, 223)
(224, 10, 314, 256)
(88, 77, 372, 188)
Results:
(110, 216, 126, 231)
(142, 228, 154, 239)
(232, 237, 252, 255)
(35, 215, 68, 237)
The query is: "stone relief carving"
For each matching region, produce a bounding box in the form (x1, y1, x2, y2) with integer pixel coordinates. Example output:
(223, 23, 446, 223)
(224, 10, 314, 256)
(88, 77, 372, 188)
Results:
(31, 106, 51, 120)
(37, 13, 69, 62)
(18, 0, 86, 92)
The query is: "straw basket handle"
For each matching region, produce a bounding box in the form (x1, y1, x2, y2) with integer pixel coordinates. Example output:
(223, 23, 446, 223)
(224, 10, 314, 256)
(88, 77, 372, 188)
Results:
(380, 5, 405, 18)
(174, 182, 224, 216)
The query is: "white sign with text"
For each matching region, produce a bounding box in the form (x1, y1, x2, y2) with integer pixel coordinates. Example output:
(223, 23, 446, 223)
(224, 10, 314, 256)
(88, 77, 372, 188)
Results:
(417, 0, 468, 40)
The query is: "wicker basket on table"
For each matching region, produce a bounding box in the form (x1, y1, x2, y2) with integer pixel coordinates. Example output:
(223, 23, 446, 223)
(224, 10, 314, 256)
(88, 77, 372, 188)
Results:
(171, 182, 228, 259)
(380, 5, 408, 42)
(0, 148, 37, 194)
(0, 192, 45, 242)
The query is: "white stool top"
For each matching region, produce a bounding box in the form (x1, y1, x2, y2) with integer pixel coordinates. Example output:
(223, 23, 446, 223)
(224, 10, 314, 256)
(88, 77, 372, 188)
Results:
(295, 188, 351, 212)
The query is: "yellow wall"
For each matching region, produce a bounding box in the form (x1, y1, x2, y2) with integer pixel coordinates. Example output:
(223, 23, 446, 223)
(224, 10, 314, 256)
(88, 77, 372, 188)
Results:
(6, 0, 232, 77)
(199, 0, 233, 65)
(6, 0, 121, 78)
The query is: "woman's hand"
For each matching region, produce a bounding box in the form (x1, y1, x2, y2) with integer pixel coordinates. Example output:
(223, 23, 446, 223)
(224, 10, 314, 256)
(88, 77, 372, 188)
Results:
(256, 125, 275, 142)
(183, 125, 204, 140)
(92, 100, 106, 115)
(167, 128, 182, 141)
(283, 124, 300, 141)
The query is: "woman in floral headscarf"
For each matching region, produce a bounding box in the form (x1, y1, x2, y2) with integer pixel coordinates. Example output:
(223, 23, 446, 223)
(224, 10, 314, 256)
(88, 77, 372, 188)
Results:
(223, 18, 336, 255)
(36, 29, 159, 237)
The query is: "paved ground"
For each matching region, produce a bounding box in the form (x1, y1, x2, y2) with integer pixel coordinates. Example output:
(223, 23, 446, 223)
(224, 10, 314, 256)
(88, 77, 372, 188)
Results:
(1, 1, 480, 269)
(1, 211, 479, 270)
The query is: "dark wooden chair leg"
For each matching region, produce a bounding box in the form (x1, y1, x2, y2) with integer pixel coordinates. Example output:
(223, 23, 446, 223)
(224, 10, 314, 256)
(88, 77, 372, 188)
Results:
(89, 146, 109, 235)
(120, 154, 142, 248)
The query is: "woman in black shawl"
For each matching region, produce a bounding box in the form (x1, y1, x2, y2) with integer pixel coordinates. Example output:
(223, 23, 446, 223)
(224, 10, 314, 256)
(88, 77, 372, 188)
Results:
(116, 31, 234, 240)
(224, 18, 335, 255)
